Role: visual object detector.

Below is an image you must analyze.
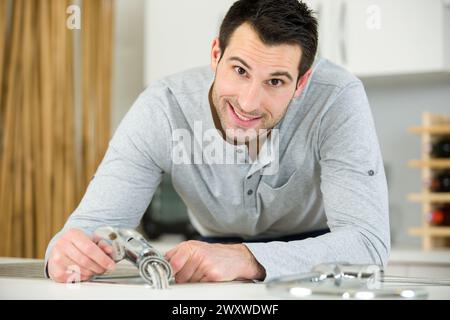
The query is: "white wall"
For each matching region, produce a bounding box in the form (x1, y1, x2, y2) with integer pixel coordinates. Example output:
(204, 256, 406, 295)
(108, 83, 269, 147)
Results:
(113, 0, 450, 248)
(112, 0, 146, 130)
(144, 0, 235, 86)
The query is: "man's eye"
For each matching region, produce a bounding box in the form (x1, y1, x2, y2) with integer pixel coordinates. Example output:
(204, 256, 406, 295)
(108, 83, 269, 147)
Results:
(234, 66, 247, 76)
(269, 79, 283, 87)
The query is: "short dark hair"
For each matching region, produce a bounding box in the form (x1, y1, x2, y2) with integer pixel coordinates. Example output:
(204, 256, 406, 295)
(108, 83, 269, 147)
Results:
(219, 0, 318, 78)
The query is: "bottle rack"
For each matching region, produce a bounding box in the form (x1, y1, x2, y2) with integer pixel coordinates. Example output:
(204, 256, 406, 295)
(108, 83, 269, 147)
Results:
(407, 112, 450, 250)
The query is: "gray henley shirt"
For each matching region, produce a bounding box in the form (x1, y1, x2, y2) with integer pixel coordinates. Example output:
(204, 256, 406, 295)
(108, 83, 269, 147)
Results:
(45, 58, 390, 281)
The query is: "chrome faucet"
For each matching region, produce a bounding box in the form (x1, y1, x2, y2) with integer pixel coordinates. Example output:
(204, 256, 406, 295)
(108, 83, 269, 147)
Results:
(266, 263, 429, 299)
(94, 226, 173, 289)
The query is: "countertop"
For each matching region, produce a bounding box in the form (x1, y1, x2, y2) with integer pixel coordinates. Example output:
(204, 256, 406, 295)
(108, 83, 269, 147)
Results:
(1, 241, 449, 300)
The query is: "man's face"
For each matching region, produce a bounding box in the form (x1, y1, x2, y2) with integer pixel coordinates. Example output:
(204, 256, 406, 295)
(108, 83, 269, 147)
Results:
(210, 22, 306, 144)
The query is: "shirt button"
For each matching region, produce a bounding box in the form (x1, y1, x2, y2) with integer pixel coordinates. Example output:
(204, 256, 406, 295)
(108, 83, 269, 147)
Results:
(237, 149, 243, 154)
(247, 189, 253, 196)
(368, 170, 375, 176)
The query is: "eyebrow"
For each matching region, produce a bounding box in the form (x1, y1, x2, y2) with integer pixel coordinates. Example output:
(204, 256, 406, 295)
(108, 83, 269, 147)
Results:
(228, 56, 294, 82)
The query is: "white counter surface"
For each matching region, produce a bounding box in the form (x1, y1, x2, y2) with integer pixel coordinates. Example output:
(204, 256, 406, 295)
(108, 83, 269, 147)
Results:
(0, 250, 450, 300)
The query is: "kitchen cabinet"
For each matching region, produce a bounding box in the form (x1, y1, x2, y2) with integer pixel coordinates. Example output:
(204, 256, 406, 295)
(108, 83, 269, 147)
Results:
(304, 0, 450, 77)
(144, 0, 450, 83)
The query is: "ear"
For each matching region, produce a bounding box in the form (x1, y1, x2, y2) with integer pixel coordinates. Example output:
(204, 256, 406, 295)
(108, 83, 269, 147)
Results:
(210, 37, 222, 72)
(293, 68, 312, 98)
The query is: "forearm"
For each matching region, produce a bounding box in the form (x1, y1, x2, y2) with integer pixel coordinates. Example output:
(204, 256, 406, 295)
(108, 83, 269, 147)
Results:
(244, 227, 390, 282)
(44, 99, 169, 275)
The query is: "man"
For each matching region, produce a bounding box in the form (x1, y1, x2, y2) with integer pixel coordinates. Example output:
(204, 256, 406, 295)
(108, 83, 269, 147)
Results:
(46, 0, 390, 283)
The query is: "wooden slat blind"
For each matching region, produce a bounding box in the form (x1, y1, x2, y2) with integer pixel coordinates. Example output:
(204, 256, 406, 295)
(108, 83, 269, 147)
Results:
(0, 0, 115, 258)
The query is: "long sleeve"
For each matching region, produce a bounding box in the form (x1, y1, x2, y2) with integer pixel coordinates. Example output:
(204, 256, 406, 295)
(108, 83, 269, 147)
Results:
(44, 89, 173, 264)
(244, 81, 390, 281)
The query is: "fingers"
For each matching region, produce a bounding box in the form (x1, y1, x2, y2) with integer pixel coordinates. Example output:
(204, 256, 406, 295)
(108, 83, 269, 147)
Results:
(190, 266, 206, 283)
(165, 241, 246, 283)
(96, 239, 114, 258)
(91, 233, 115, 260)
(61, 239, 107, 275)
(166, 246, 192, 275)
(164, 248, 176, 261)
(165, 241, 210, 283)
(69, 230, 115, 271)
(91, 233, 114, 257)
(49, 252, 93, 282)
(174, 253, 202, 283)
(192, 266, 219, 283)
(49, 228, 116, 283)
(164, 242, 185, 262)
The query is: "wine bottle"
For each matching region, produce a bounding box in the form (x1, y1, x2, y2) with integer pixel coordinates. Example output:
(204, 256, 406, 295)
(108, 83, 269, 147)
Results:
(431, 136, 450, 158)
(428, 205, 450, 226)
(430, 171, 450, 192)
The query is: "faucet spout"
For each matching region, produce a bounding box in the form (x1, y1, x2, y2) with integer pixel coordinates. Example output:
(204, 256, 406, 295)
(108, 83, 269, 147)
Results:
(94, 226, 173, 289)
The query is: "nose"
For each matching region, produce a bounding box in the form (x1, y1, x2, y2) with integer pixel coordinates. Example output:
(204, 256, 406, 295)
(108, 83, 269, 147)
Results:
(238, 81, 263, 114)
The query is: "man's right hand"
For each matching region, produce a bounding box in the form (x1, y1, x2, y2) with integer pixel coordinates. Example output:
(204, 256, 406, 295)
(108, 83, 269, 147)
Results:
(48, 228, 116, 283)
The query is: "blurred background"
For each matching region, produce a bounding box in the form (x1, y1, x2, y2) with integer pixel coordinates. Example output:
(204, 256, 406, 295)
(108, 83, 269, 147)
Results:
(1, 0, 450, 260)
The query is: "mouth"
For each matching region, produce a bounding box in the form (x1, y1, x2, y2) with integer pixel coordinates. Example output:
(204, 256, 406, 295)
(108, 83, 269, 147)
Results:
(227, 102, 262, 127)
